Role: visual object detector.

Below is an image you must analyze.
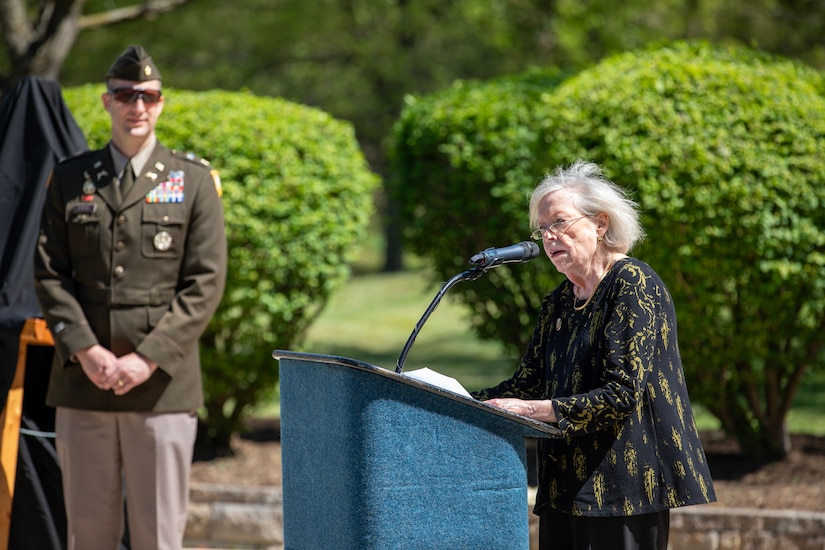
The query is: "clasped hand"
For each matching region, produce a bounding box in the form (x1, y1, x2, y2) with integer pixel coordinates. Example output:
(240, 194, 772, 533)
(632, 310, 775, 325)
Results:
(75, 344, 158, 395)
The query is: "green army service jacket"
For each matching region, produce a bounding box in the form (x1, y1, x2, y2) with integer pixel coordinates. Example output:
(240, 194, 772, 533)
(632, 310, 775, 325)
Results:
(34, 142, 227, 412)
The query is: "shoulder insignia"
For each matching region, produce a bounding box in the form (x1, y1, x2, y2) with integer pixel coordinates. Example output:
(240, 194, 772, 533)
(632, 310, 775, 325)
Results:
(170, 149, 213, 168)
(211, 170, 222, 197)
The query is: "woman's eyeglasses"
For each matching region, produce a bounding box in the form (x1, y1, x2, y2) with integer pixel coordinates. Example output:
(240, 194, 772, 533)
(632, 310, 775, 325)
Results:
(108, 87, 163, 105)
(531, 216, 590, 240)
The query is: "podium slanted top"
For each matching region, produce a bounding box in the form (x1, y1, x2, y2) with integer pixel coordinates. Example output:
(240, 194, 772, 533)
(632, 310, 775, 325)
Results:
(273, 349, 561, 439)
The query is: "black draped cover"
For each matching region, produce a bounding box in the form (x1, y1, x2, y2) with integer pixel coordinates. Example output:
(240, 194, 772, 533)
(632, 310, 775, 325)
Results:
(0, 77, 87, 549)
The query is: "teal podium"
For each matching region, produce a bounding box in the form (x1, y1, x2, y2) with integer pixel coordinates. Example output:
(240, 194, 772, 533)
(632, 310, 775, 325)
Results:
(273, 351, 560, 550)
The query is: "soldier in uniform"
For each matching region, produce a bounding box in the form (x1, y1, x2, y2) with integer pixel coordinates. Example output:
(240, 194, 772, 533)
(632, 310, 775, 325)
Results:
(34, 45, 227, 549)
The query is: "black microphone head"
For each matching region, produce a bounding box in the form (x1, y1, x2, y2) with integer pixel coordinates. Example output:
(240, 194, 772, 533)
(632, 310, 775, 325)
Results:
(469, 240, 541, 267)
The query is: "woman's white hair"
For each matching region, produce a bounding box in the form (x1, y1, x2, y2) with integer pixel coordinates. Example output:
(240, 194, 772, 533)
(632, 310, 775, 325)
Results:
(529, 160, 645, 254)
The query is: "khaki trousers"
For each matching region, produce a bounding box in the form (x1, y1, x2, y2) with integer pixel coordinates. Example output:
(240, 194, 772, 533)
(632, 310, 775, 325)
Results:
(55, 407, 198, 550)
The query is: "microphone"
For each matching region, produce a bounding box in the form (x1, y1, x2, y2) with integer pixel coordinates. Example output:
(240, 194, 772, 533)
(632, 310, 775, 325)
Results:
(396, 240, 540, 373)
(469, 241, 540, 267)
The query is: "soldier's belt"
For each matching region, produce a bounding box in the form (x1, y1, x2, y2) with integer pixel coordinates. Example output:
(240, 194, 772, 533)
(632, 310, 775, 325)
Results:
(76, 287, 177, 306)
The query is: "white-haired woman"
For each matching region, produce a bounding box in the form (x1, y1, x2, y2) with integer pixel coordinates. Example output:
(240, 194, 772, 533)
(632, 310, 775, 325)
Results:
(473, 160, 716, 550)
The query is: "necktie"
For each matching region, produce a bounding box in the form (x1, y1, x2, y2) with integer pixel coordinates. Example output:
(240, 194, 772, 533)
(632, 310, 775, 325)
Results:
(120, 162, 135, 197)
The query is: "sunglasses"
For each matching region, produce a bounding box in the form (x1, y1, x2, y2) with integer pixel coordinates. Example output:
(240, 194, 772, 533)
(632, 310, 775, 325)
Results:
(109, 87, 163, 105)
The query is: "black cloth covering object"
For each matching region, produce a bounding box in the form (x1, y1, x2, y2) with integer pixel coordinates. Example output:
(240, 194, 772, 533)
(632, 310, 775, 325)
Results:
(0, 77, 87, 549)
(0, 76, 88, 406)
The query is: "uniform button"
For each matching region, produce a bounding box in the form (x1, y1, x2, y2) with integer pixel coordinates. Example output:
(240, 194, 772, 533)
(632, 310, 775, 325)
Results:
(162, 215, 170, 222)
(117, 215, 127, 225)
(115, 241, 125, 251)
(113, 266, 125, 277)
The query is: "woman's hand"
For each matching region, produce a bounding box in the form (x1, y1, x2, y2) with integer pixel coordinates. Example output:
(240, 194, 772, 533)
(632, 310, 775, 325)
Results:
(484, 398, 557, 423)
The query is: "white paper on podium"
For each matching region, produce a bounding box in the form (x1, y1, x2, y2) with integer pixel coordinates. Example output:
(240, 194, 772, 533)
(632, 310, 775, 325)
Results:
(401, 367, 473, 398)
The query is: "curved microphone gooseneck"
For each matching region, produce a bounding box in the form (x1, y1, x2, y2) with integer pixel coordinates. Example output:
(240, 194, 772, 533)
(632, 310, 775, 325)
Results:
(395, 241, 540, 373)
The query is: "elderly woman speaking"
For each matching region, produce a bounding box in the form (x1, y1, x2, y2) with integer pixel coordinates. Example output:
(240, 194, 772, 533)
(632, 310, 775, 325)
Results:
(473, 160, 715, 550)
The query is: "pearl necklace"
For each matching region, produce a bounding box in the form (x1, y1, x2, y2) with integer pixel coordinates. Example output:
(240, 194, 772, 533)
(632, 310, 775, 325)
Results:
(573, 263, 614, 311)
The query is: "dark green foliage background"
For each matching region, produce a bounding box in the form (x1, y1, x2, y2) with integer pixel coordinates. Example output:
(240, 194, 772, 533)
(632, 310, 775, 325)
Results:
(64, 85, 380, 447)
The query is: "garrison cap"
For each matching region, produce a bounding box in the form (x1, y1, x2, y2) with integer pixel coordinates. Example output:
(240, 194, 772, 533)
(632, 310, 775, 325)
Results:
(105, 45, 162, 82)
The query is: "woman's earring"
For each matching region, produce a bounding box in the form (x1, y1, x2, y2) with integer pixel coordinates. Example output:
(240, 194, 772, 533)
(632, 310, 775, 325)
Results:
(597, 236, 604, 244)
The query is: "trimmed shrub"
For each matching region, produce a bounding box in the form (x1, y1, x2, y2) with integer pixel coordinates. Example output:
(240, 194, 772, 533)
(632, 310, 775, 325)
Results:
(64, 86, 379, 448)
(389, 68, 569, 353)
(536, 41, 825, 458)
(391, 42, 825, 458)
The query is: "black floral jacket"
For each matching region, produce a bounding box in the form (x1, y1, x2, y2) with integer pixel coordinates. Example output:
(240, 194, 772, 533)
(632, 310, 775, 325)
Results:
(473, 257, 716, 516)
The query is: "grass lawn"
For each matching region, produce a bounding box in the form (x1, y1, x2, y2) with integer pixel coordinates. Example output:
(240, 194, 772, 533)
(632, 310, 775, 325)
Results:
(262, 268, 825, 436)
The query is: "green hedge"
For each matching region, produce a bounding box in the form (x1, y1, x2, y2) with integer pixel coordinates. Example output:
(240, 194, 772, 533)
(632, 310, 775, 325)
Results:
(64, 86, 380, 448)
(537, 42, 825, 457)
(389, 68, 569, 352)
(390, 42, 825, 458)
